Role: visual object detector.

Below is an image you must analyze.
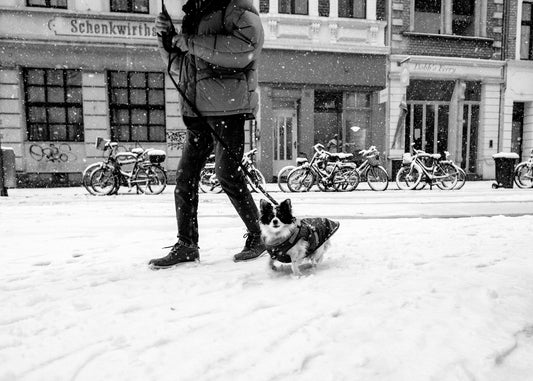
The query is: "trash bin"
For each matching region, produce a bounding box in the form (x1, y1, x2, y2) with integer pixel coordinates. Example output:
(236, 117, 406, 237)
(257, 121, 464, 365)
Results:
(492, 152, 520, 189)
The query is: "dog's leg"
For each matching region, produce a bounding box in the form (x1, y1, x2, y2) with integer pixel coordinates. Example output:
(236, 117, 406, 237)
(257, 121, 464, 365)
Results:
(291, 260, 303, 277)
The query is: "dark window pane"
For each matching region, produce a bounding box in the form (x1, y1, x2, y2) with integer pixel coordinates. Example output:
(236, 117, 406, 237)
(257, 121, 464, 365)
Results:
(27, 86, 45, 103)
(48, 107, 66, 123)
(67, 107, 82, 123)
(49, 124, 67, 140)
(111, 0, 128, 12)
(118, 125, 130, 141)
(66, 88, 82, 103)
(50, 0, 67, 8)
(47, 70, 64, 86)
(26, 69, 45, 85)
(521, 25, 531, 59)
(149, 90, 165, 105)
(148, 73, 164, 88)
(66, 71, 81, 86)
(150, 126, 166, 142)
(131, 125, 148, 141)
(133, 0, 149, 13)
(47, 87, 65, 103)
(28, 124, 48, 140)
(149, 109, 165, 125)
(111, 89, 129, 104)
(278, 0, 290, 14)
(130, 72, 146, 88)
(131, 109, 148, 124)
(112, 109, 130, 124)
(339, 0, 366, 18)
(523, 3, 531, 21)
(110, 71, 128, 87)
(130, 89, 147, 104)
(27, 0, 47, 6)
(295, 0, 308, 14)
(415, 0, 441, 33)
(28, 107, 47, 123)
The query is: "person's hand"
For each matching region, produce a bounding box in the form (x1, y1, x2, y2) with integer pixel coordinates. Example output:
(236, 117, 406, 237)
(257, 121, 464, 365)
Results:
(155, 12, 173, 36)
(172, 35, 189, 52)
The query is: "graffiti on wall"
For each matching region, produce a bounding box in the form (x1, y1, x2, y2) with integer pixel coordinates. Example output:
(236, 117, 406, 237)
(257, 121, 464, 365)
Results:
(29, 143, 77, 163)
(167, 130, 187, 151)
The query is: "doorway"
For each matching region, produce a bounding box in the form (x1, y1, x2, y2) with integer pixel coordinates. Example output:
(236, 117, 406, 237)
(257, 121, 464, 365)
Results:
(512, 103, 525, 159)
(272, 108, 297, 175)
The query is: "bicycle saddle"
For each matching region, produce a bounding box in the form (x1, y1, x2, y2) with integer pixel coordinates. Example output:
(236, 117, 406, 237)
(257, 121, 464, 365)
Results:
(131, 148, 144, 155)
(329, 153, 353, 160)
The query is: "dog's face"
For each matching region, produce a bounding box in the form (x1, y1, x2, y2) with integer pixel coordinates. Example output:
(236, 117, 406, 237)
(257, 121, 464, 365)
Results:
(259, 199, 295, 238)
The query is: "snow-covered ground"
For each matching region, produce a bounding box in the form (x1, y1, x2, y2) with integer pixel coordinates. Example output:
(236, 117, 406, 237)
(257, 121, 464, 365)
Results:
(1, 182, 533, 381)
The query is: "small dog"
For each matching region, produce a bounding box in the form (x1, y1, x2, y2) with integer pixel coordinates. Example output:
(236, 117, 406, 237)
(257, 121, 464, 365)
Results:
(259, 199, 340, 276)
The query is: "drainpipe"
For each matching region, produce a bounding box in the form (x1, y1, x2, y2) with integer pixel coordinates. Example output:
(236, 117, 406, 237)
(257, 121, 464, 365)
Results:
(385, 0, 393, 169)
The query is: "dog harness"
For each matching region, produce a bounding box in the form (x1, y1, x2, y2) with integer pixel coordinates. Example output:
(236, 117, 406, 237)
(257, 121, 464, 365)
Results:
(266, 218, 340, 263)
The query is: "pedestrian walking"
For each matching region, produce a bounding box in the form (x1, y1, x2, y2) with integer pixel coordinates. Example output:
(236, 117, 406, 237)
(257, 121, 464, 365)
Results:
(149, 0, 266, 269)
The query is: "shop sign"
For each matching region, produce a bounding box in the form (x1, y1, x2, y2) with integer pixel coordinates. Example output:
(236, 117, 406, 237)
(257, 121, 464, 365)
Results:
(411, 63, 457, 74)
(48, 16, 157, 39)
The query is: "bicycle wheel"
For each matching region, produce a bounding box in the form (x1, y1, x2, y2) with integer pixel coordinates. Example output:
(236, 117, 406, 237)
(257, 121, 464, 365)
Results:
(436, 163, 458, 190)
(366, 165, 389, 191)
(90, 166, 117, 195)
(514, 163, 533, 188)
(277, 165, 296, 192)
(199, 168, 222, 193)
(454, 166, 467, 190)
(396, 165, 422, 190)
(333, 166, 359, 192)
(136, 166, 167, 195)
(82, 163, 101, 195)
(287, 167, 315, 192)
(246, 168, 267, 193)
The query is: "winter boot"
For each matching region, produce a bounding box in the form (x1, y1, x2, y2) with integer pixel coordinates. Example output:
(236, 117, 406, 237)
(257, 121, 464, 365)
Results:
(233, 232, 266, 262)
(149, 241, 199, 269)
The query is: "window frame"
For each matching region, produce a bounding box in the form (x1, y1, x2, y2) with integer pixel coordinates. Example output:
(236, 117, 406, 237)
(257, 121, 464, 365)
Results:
(26, 0, 67, 9)
(107, 71, 166, 143)
(338, 0, 367, 19)
(411, 0, 485, 37)
(521, 1, 533, 60)
(278, 0, 309, 15)
(110, 0, 149, 14)
(23, 68, 84, 142)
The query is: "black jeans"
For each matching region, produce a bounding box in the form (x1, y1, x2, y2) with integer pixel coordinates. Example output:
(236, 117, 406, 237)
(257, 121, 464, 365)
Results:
(174, 115, 260, 246)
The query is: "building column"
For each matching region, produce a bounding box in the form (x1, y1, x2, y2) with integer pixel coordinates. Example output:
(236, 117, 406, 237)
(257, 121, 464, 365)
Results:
(330, 0, 338, 18)
(269, 0, 278, 14)
(309, 0, 318, 17)
(443, 0, 453, 34)
(478, 82, 501, 178)
(366, 0, 376, 20)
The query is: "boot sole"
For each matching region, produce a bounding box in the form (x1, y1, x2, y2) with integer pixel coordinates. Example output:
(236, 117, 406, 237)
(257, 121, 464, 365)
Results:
(149, 259, 200, 270)
(233, 250, 267, 263)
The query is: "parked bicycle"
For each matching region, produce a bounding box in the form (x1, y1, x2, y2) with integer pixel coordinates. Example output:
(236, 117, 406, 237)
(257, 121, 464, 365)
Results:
(514, 149, 533, 188)
(396, 144, 458, 190)
(87, 137, 167, 195)
(277, 156, 309, 192)
(439, 151, 467, 190)
(353, 146, 389, 191)
(199, 148, 266, 194)
(286, 144, 359, 192)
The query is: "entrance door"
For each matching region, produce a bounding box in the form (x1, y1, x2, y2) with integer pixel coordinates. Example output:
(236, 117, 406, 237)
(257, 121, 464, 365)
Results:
(405, 102, 449, 155)
(512, 103, 525, 159)
(272, 109, 297, 175)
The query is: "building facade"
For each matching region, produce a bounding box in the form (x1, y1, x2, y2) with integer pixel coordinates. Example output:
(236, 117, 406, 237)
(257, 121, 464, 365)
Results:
(501, 0, 533, 162)
(386, 0, 506, 179)
(0, 0, 388, 186)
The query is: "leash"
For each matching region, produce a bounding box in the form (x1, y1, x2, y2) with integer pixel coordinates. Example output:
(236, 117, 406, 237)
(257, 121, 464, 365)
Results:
(160, 0, 279, 206)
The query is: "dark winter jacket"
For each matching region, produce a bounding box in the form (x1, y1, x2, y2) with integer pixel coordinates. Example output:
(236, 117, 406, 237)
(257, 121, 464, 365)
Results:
(158, 0, 264, 118)
(266, 218, 340, 263)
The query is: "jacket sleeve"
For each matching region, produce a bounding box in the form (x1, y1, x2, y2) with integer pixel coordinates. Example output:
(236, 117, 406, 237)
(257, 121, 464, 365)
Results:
(186, 6, 264, 69)
(157, 35, 183, 76)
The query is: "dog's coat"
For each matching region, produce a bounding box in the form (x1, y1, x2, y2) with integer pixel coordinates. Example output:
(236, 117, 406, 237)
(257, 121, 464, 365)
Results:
(259, 199, 340, 275)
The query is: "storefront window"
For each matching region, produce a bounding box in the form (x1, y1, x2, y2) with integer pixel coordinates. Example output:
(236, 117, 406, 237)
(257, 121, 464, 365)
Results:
(26, 0, 67, 8)
(108, 71, 166, 142)
(338, 0, 366, 19)
(314, 91, 342, 150)
(110, 0, 149, 14)
(24, 68, 83, 142)
(521, 2, 532, 60)
(279, 0, 308, 15)
(344, 93, 371, 153)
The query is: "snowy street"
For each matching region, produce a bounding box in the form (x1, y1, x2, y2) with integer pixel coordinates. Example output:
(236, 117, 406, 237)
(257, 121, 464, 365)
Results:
(1, 182, 533, 381)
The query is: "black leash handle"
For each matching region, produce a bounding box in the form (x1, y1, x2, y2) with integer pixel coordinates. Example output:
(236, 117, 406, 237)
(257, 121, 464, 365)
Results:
(160, 1, 279, 206)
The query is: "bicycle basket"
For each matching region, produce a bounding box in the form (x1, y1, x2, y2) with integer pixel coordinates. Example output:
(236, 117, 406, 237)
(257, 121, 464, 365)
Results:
(147, 150, 166, 164)
(402, 153, 412, 165)
(367, 154, 380, 166)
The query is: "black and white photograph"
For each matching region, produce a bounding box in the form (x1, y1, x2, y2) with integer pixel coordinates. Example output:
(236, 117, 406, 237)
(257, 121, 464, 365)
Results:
(1, 0, 533, 379)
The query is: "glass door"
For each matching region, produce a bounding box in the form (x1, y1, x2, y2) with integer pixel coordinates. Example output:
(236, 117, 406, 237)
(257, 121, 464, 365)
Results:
(405, 101, 449, 155)
(272, 108, 297, 175)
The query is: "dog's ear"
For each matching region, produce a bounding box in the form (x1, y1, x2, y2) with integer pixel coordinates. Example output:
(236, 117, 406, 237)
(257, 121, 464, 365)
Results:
(279, 199, 292, 214)
(260, 199, 273, 213)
